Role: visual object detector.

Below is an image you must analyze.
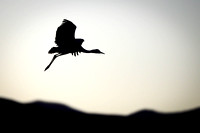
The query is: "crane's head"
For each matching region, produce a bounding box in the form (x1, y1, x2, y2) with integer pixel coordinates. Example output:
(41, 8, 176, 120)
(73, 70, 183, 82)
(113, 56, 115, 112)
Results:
(90, 49, 105, 54)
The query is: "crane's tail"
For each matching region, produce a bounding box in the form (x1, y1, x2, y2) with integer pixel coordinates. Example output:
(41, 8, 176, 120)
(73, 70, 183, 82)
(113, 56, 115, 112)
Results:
(48, 47, 58, 54)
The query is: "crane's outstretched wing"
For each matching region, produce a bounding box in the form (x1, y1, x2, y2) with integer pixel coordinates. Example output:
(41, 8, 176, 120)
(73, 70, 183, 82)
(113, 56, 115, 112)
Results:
(55, 19, 76, 47)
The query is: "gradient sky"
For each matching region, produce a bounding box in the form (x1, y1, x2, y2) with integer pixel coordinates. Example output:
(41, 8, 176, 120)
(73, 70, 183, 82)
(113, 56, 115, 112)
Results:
(0, 0, 199, 115)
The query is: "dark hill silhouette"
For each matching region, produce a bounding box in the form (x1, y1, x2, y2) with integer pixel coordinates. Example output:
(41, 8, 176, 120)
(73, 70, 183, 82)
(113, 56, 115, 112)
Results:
(0, 97, 199, 132)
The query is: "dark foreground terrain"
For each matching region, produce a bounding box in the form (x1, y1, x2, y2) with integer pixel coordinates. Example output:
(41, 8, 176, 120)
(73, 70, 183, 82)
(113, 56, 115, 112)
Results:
(0, 97, 199, 132)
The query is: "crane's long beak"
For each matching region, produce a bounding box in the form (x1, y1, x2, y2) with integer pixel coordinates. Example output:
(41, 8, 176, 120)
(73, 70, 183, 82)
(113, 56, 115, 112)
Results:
(100, 51, 105, 54)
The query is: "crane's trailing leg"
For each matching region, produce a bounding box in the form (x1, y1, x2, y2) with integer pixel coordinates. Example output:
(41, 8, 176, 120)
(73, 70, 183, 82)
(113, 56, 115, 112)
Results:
(44, 54, 60, 71)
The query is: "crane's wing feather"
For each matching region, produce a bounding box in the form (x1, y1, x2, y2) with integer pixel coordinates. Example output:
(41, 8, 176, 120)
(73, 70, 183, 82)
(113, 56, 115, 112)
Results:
(55, 19, 76, 47)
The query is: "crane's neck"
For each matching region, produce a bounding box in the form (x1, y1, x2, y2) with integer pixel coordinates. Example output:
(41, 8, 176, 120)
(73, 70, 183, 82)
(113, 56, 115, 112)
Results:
(82, 49, 100, 54)
(86, 49, 95, 53)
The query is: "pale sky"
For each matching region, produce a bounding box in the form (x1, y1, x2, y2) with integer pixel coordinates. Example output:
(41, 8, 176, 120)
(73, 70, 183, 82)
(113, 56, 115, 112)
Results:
(0, 0, 199, 115)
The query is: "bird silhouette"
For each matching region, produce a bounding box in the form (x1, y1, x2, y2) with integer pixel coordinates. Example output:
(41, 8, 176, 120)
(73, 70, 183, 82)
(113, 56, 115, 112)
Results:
(44, 19, 104, 71)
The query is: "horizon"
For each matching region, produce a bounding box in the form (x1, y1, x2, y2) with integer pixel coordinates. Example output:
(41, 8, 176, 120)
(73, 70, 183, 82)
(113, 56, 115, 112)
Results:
(1, 97, 199, 115)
